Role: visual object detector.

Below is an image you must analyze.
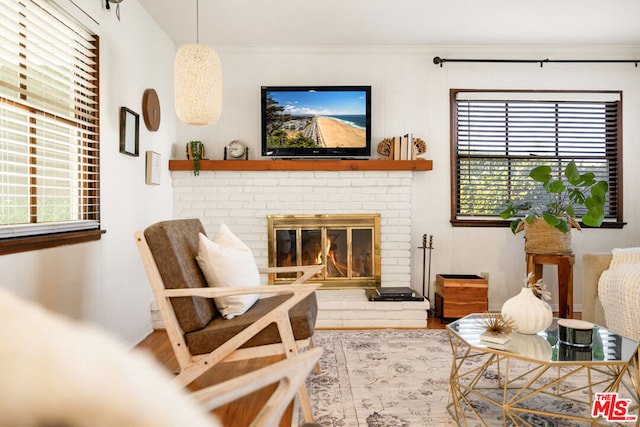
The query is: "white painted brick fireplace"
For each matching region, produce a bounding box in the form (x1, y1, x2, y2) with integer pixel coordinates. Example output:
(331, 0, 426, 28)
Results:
(171, 169, 429, 327)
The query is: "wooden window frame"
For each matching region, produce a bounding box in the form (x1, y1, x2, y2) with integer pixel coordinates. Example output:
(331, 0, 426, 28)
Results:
(450, 89, 624, 229)
(0, 0, 102, 255)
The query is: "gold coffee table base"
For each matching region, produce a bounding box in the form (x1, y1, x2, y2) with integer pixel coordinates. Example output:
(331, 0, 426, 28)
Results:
(446, 326, 640, 426)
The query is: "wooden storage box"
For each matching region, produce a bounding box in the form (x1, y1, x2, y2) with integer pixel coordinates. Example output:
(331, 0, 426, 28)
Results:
(435, 274, 488, 319)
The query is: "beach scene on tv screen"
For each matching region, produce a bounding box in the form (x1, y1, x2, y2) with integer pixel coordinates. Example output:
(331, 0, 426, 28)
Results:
(264, 90, 367, 150)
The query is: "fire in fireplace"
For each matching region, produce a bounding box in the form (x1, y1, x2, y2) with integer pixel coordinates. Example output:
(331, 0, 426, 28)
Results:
(267, 214, 381, 289)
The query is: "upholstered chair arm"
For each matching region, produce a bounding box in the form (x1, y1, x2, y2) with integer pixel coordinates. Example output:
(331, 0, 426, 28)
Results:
(582, 252, 612, 326)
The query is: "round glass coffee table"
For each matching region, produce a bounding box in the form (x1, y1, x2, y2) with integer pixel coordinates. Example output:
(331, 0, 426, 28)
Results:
(446, 313, 639, 425)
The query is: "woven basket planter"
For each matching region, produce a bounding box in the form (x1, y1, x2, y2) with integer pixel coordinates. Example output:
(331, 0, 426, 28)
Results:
(518, 218, 577, 255)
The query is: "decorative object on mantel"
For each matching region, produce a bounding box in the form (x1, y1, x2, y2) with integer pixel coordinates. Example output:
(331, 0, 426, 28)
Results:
(377, 135, 426, 160)
(501, 273, 553, 335)
(478, 312, 514, 345)
(174, 0, 222, 126)
(224, 140, 248, 160)
(141, 89, 161, 132)
(185, 141, 205, 176)
(499, 160, 608, 255)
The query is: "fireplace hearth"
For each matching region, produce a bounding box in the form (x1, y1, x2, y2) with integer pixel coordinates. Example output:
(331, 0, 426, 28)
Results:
(267, 214, 381, 289)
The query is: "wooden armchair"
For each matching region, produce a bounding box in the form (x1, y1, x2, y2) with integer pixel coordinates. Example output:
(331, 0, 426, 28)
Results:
(135, 219, 324, 423)
(0, 287, 321, 427)
(194, 347, 322, 426)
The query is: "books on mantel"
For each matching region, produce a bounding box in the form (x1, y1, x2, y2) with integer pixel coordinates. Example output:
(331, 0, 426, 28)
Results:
(365, 287, 425, 302)
(391, 134, 417, 160)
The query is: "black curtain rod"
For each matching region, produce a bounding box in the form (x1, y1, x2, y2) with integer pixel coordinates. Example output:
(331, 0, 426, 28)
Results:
(433, 56, 639, 68)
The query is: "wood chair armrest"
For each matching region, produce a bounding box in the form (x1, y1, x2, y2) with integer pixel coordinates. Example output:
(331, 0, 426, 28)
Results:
(193, 347, 322, 426)
(163, 283, 320, 299)
(258, 264, 324, 284)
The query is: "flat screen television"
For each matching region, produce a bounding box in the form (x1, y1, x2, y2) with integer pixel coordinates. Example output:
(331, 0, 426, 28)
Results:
(261, 85, 371, 158)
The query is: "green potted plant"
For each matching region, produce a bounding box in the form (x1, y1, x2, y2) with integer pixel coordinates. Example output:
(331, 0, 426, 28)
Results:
(499, 160, 608, 253)
(186, 141, 205, 176)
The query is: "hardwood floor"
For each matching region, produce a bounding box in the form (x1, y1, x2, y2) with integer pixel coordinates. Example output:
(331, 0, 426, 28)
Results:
(137, 329, 294, 426)
(135, 313, 574, 426)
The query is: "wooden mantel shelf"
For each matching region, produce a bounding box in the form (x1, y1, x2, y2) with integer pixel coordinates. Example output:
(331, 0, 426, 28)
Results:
(168, 159, 433, 172)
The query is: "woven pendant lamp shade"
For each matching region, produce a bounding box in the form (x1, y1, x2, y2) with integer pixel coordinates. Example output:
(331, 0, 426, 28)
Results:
(174, 44, 222, 126)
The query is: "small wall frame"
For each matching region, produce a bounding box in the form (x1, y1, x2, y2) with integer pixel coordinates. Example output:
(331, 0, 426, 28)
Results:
(145, 151, 161, 185)
(120, 107, 139, 156)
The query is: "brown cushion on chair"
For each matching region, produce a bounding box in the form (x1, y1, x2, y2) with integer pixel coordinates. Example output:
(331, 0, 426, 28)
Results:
(185, 293, 318, 356)
(144, 219, 217, 333)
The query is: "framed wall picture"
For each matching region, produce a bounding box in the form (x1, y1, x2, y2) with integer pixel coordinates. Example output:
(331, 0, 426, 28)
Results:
(120, 107, 139, 156)
(145, 151, 161, 185)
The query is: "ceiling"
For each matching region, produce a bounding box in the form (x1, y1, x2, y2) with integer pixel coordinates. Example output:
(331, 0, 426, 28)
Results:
(137, 0, 640, 48)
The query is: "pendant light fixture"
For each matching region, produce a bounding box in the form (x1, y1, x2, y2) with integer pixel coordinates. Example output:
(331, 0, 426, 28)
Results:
(174, 0, 222, 126)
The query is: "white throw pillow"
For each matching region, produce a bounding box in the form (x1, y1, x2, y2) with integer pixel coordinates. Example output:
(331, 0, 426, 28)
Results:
(196, 224, 260, 319)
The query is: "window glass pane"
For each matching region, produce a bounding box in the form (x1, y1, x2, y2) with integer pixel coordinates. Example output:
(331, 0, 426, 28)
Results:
(0, 0, 100, 240)
(0, 108, 29, 225)
(352, 228, 372, 278)
(326, 229, 347, 278)
(275, 229, 297, 279)
(452, 90, 620, 224)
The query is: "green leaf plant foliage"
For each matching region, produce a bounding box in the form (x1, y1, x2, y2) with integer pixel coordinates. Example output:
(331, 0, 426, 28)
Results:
(499, 160, 608, 234)
(186, 141, 205, 176)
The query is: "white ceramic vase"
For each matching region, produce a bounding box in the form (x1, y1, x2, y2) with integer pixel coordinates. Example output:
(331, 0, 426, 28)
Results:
(508, 331, 553, 360)
(501, 287, 553, 334)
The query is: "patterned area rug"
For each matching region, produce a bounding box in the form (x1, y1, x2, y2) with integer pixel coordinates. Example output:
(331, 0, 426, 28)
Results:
(304, 329, 624, 427)
(306, 329, 455, 427)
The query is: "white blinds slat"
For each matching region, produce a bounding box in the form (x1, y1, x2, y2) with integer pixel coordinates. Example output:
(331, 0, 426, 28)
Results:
(453, 91, 619, 218)
(0, 0, 100, 232)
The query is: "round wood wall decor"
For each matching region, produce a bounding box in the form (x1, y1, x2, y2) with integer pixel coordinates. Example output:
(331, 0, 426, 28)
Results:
(142, 88, 161, 131)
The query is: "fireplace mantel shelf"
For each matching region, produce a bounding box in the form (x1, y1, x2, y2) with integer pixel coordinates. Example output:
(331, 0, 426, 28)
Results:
(168, 159, 433, 172)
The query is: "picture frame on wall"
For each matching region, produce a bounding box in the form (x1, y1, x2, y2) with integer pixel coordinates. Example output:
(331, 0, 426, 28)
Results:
(120, 107, 139, 156)
(145, 151, 161, 185)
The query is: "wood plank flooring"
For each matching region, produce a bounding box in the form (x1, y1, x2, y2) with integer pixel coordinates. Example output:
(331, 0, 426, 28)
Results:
(137, 329, 293, 426)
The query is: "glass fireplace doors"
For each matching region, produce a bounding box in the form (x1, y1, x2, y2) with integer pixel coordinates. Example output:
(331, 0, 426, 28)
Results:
(268, 214, 381, 289)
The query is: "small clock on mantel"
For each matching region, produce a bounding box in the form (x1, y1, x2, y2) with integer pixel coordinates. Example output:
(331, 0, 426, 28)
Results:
(224, 140, 249, 160)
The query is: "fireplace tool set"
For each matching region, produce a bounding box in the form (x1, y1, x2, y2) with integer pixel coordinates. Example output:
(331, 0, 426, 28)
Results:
(418, 234, 434, 309)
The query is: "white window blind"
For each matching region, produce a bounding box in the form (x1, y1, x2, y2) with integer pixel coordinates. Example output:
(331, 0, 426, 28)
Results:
(0, 0, 99, 239)
(451, 89, 621, 225)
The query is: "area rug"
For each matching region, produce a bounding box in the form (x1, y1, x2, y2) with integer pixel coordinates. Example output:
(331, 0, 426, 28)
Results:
(305, 329, 456, 427)
(303, 329, 616, 427)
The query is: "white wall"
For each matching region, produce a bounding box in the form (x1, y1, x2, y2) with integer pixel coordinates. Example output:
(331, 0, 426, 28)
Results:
(2, 1, 638, 347)
(176, 44, 640, 312)
(0, 0, 176, 345)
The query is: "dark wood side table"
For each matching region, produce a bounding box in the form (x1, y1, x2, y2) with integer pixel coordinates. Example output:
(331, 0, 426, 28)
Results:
(526, 253, 575, 318)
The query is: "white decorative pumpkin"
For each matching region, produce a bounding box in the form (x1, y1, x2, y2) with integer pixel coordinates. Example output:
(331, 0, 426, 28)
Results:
(501, 287, 553, 334)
